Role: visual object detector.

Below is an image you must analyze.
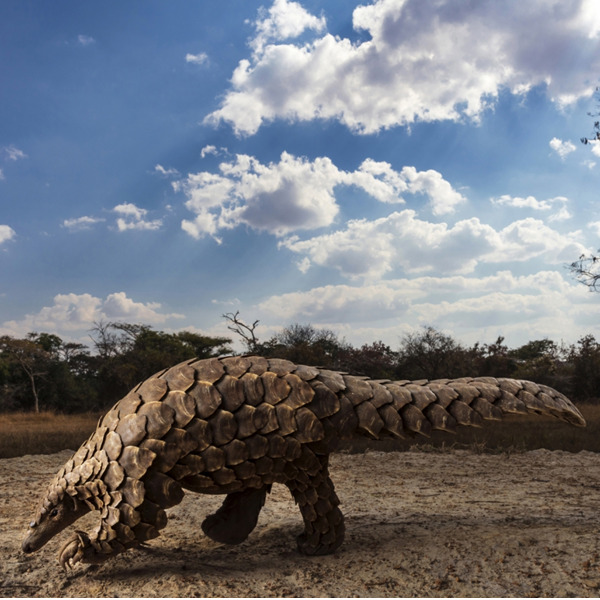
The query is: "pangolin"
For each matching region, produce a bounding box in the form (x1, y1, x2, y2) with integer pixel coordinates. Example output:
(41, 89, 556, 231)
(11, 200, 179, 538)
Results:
(22, 355, 585, 568)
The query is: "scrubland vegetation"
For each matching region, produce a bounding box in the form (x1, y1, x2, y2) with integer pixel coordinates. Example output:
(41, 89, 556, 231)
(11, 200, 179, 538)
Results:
(2, 317, 600, 458)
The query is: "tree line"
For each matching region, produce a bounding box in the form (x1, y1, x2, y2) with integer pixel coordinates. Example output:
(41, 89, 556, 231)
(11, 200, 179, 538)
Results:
(0, 322, 231, 413)
(2, 315, 600, 413)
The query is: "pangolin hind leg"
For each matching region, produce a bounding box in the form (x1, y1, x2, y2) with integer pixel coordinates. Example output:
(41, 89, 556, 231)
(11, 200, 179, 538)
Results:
(286, 454, 345, 556)
(201, 486, 270, 545)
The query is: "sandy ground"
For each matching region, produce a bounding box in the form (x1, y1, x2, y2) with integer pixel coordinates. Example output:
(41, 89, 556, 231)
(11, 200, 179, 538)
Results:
(2, 448, 600, 598)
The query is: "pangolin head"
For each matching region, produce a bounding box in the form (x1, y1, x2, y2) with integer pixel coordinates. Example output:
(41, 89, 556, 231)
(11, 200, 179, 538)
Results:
(22, 460, 92, 554)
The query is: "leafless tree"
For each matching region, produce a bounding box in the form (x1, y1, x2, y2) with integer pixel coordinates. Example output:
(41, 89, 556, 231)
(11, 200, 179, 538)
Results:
(0, 336, 50, 412)
(581, 87, 600, 146)
(222, 311, 260, 353)
(569, 253, 600, 291)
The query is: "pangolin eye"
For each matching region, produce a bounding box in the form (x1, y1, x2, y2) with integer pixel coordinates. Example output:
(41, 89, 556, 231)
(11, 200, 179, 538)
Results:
(49, 508, 59, 518)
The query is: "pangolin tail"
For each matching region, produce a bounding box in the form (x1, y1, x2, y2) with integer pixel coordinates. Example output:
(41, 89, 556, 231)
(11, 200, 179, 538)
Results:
(313, 369, 586, 440)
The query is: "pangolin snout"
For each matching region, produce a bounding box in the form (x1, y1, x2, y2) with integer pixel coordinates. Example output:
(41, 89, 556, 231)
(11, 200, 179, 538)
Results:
(22, 526, 42, 554)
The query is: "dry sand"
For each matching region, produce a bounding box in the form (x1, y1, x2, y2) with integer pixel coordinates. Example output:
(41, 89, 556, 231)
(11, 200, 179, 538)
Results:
(2, 448, 600, 597)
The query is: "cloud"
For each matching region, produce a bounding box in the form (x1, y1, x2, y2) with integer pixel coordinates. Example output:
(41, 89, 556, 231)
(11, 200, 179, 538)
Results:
(494, 218, 582, 262)
(62, 216, 105, 231)
(281, 211, 492, 278)
(342, 160, 466, 214)
(0, 224, 16, 244)
(77, 34, 96, 46)
(0, 146, 27, 181)
(492, 194, 572, 221)
(409, 291, 568, 333)
(207, 0, 600, 135)
(211, 297, 242, 306)
(251, 0, 326, 53)
(589, 140, 600, 157)
(101, 292, 182, 321)
(179, 152, 340, 240)
(154, 164, 180, 177)
(200, 145, 219, 158)
(4, 145, 27, 161)
(185, 52, 208, 65)
(258, 271, 565, 321)
(113, 203, 162, 232)
(176, 152, 465, 240)
(587, 221, 600, 236)
(397, 166, 466, 215)
(281, 210, 586, 279)
(548, 205, 573, 222)
(492, 194, 554, 211)
(549, 137, 577, 159)
(256, 269, 599, 348)
(258, 281, 418, 323)
(0, 292, 184, 339)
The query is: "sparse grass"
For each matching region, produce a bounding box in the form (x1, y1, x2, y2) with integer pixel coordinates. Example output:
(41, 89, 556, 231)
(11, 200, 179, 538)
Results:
(1, 405, 598, 459)
(0, 411, 101, 459)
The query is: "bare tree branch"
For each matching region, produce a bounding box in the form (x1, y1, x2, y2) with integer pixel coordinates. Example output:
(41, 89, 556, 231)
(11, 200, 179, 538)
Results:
(222, 311, 260, 353)
(568, 252, 600, 291)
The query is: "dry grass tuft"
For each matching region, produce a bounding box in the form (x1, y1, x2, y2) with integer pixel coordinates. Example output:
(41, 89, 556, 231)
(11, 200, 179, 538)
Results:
(0, 411, 101, 459)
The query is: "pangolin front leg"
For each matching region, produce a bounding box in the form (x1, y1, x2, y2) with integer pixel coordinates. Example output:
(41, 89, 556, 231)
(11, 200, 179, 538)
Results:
(201, 486, 270, 545)
(59, 496, 168, 568)
(286, 454, 345, 556)
(58, 525, 141, 569)
(58, 530, 132, 569)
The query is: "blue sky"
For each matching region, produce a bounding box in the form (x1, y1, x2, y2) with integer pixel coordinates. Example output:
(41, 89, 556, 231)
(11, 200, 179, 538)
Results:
(2, 0, 600, 352)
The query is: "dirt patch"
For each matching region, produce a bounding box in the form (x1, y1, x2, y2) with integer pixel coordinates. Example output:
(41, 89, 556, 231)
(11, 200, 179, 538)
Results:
(2, 449, 600, 597)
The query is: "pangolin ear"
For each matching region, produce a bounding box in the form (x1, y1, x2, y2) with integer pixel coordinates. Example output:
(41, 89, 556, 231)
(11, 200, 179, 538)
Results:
(68, 488, 96, 511)
(64, 493, 79, 512)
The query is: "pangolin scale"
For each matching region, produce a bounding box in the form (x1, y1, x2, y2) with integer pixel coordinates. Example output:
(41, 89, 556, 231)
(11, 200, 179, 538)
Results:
(21, 355, 586, 568)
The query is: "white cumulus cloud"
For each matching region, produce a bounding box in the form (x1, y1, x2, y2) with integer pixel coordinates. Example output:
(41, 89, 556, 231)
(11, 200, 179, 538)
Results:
(258, 281, 419, 323)
(185, 52, 208, 65)
(258, 271, 567, 323)
(200, 145, 219, 158)
(255, 269, 600, 349)
(113, 203, 162, 232)
(548, 205, 573, 222)
(62, 216, 106, 231)
(398, 166, 466, 215)
(589, 140, 600, 157)
(179, 152, 341, 239)
(491, 194, 572, 221)
(549, 137, 577, 159)
(251, 0, 326, 53)
(207, 0, 600, 135)
(587, 221, 600, 236)
(0, 224, 16, 244)
(492, 195, 553, 211)
(281, 210, 586, 279)
(0, 292, 184, 339)
(176, 152, 465, 240)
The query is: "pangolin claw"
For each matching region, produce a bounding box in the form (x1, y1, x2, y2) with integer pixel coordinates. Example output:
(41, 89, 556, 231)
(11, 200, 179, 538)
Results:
(59, 531, 88, 570)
